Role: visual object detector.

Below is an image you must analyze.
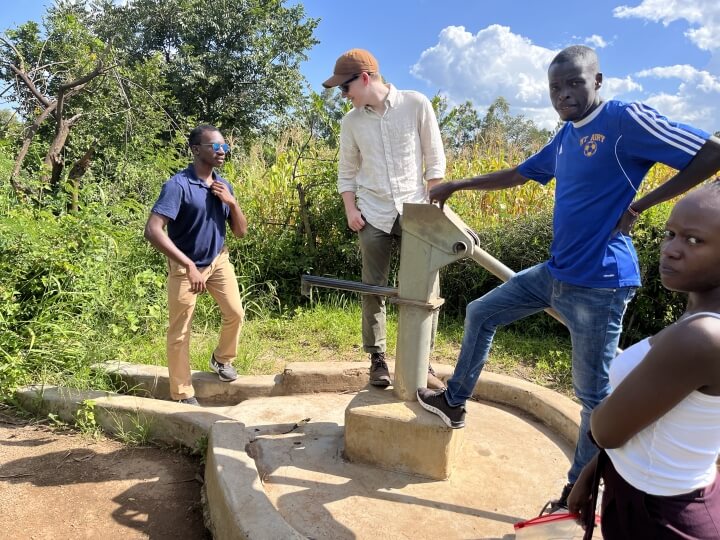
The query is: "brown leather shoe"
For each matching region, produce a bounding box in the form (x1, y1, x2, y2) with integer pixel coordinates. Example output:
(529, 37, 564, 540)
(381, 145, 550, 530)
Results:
(369, 352, 391, 387)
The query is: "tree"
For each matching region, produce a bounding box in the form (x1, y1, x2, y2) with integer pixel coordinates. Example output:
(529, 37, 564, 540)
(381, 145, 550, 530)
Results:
(1, 10, 115, 199)
(1, 0, 317, 208)
(432, 95, 482, 152)
(432, 95, 550, 157)
(479, 96, 550, 154)
(0, 1, 179, 207)
(95, 0, 319, 139)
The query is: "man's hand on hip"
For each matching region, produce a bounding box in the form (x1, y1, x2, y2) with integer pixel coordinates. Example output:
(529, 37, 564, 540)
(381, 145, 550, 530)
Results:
(612, 209, 639, 236)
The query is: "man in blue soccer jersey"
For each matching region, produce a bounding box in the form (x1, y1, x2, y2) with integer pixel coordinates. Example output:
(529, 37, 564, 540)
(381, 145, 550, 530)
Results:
(416, 45, 720, 509)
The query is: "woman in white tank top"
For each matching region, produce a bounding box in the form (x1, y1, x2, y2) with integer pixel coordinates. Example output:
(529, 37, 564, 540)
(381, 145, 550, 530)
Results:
(568, 182, 720, 539)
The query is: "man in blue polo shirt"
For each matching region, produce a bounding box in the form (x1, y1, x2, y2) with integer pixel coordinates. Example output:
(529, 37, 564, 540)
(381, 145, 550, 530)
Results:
(416, 45, 720, 509)
(144, 124, 248, 405)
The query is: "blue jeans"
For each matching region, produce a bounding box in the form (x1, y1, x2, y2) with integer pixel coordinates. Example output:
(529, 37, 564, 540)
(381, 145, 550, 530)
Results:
(445, 262, 636, 483)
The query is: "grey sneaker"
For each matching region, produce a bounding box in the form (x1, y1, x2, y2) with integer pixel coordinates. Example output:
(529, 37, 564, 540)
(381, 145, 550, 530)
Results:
(416, 387, 466, 428)
(210, 355, 238, 382)
(176, 397, 200, 406)
(369, 352, 391, 387)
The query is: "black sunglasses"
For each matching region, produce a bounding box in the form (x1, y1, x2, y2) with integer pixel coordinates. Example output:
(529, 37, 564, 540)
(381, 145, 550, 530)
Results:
(339, 74, 360, 93)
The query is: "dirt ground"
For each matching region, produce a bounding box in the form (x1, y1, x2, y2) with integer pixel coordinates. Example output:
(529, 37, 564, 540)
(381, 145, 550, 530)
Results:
(0, 407, 210, 540)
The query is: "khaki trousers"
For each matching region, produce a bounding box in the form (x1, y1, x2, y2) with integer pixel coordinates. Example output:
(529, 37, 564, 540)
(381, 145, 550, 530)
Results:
(166, 248, 244, 400)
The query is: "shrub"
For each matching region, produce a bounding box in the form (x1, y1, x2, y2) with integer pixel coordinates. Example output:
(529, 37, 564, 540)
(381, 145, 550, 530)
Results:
(0, 127, 692, 398)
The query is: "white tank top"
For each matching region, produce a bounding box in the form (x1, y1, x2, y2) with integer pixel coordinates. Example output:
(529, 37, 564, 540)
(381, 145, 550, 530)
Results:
(607, 312, 720, 496)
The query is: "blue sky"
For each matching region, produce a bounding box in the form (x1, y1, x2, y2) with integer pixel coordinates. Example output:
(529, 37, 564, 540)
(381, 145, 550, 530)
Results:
(3, 0, 720, 132)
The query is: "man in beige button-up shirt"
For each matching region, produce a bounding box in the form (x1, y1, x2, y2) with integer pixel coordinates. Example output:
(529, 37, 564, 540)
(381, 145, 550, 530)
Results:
(323, 49, 446, 387)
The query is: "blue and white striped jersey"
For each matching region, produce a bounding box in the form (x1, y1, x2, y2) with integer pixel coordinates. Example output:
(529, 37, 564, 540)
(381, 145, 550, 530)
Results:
(518, 100, 709, 288)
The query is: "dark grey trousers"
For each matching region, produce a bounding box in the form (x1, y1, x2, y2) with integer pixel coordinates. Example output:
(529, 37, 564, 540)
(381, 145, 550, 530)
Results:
(357, 216, 439, 354)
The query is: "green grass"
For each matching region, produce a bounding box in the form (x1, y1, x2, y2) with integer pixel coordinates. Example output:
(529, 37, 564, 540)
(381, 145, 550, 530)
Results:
(117, 293, 574, 397)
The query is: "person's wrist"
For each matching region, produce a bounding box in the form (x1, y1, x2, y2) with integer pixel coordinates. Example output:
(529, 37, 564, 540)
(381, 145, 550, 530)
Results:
(627, 205, 640, 218)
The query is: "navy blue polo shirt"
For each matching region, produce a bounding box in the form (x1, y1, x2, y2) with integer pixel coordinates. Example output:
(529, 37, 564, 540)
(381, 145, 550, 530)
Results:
(151, 165, 233, 267)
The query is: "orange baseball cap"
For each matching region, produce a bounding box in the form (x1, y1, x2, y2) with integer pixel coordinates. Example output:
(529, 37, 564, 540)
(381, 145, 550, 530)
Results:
(323, 49, 379, 88)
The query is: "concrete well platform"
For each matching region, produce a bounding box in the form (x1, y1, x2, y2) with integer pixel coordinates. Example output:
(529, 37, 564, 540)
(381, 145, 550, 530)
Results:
(17, 362, 583, 540)
(223, 389, 572, 539)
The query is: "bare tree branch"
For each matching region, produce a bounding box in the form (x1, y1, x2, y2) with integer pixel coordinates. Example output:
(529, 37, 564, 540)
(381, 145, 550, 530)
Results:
(115, 73, 182, 130)
(2, 62, 51, 107)
(0, 36, 25, 71)
(59, 56, 108, 92)
(29, 60, 70, 75)
(6, 41, 111, 195)
(9, 102, 58, 198)
(293, 124, 317, 252)
(33, 32, 51, 75)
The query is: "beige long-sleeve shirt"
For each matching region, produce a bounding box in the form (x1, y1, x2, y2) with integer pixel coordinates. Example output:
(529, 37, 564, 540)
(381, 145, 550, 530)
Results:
(338, 84, 446, 233)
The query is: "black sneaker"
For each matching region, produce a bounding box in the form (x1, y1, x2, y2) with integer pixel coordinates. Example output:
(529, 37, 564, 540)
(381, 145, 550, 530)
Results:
(416, 387, 466, 428)
(540, 482, 574, 515)
(176, 397, 200, 406)
(210, 354, 238, 382)
(369, 352, 391, 387)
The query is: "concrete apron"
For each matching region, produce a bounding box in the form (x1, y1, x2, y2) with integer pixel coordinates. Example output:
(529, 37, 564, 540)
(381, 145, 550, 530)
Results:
(15, 362, 581, 540)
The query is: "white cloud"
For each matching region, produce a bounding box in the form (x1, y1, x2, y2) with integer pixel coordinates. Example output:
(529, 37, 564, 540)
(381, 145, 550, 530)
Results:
(636, 64, 720, 93)
(514, 106, 562, 131)
(411, 21, 720, 132)
(603, 76, 643, 98)
(411, 25, 556, 127)
(410, 25, 639, 129)
(641, 93, 715, 127)
(585, 35, 608, 48)
(611, 1, 720, 130)
(614, 0, 720, 51)
(630, 64, 720, 130)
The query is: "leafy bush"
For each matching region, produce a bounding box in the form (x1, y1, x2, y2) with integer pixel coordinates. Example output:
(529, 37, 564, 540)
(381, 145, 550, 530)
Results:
(620, 204, 686, 346)
(439, 200, 686, 344)
(440, 208, 553, 314)
(0, 120, 692, 398)
(0, 203, 164, 395)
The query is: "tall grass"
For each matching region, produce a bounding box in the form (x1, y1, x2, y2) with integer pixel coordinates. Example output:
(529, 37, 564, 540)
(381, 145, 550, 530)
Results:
(0, 128, 691, 399)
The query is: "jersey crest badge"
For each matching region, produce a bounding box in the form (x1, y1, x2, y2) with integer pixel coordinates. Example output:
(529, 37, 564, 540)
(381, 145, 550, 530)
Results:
(580, 133, 605, 157)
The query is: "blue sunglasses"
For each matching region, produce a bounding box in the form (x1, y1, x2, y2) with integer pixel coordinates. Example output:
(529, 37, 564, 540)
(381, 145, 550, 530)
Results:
(197, 142, 230, 153)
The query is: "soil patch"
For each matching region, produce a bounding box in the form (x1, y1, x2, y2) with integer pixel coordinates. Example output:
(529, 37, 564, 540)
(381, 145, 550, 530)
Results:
(0, 408, 210, 540)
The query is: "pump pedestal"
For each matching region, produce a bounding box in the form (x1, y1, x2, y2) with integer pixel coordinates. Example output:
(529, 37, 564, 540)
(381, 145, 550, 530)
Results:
(344, 388, 464, 480)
